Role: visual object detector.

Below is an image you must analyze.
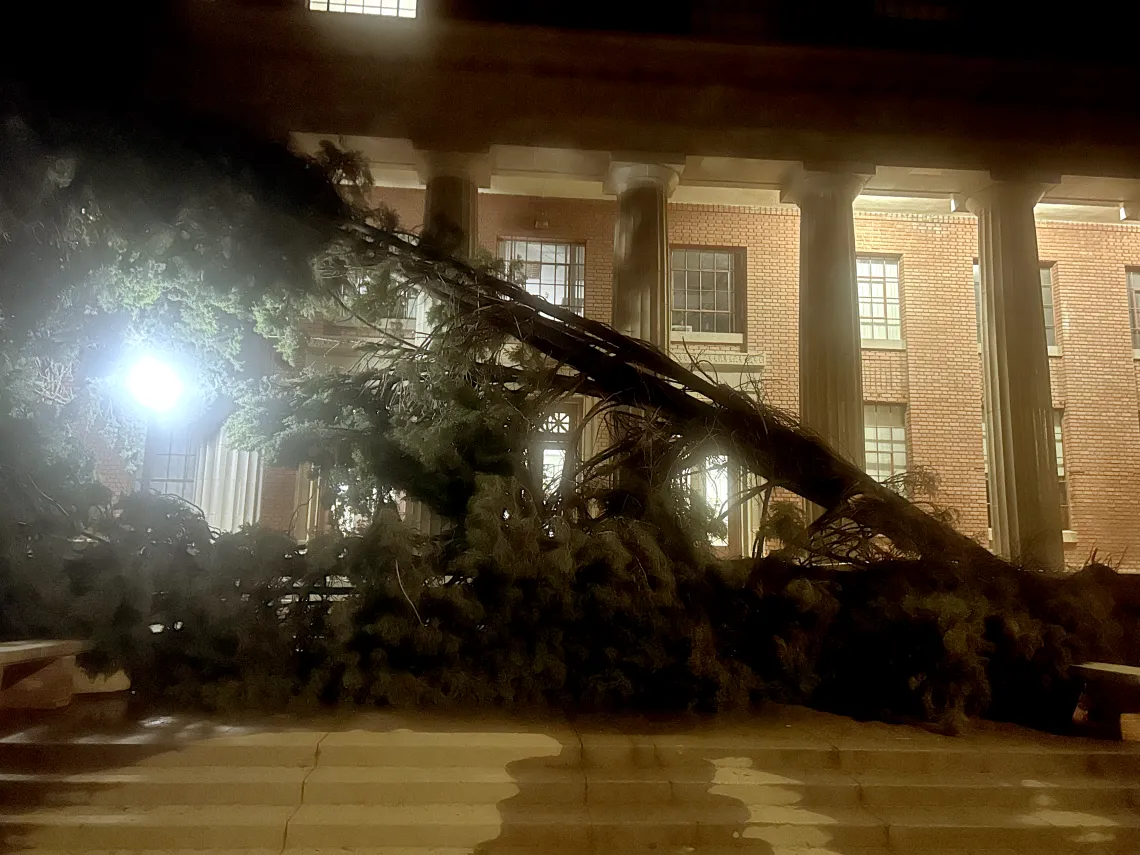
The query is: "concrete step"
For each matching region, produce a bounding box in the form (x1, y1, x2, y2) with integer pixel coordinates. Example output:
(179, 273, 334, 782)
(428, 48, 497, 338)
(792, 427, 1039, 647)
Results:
(647, 735, 1140, 777)
(857, 774, 1140, 811)
(3, 764, 1139, 813)
(3, 728, 1138, 777)
(281, 803, 892, 850)
(0, 732, 322, 772)
(288, 802, 1140, 852)
(878, 806, 1140, 852)
(315, 729, 577, 768)
(0, 767, 308, 807)
(0, 806, 294, 849)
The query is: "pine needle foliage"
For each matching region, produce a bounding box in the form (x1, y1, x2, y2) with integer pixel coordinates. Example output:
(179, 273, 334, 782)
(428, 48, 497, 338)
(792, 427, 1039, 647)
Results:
(0, 106, 1136, 733)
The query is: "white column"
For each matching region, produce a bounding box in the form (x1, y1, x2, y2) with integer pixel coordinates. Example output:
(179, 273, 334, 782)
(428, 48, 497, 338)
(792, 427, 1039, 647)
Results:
(784, 170, 870, 468)
(194, 429, 263, 532)
(968, 181, 1064, 569)
(607, 161, 682, 348)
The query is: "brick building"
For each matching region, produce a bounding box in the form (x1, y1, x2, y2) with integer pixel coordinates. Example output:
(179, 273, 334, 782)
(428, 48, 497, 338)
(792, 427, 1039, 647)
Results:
(361, 184, 1140, 569)
(99, 1, 1140, 570)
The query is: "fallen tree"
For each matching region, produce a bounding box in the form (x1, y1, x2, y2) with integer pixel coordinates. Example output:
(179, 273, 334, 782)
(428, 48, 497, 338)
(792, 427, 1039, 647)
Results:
(311, 221, 999, 569)
(4, 105, 1134, 732)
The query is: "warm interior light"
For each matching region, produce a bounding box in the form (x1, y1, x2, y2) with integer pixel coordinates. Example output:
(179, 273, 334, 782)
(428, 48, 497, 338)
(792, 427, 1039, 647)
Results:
(127, 355, 184, 413)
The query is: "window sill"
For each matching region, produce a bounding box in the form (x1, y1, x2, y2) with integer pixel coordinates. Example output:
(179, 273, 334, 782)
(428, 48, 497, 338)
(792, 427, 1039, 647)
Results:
(671, 331, 745, 346)
(1133, 348, 1140, 361)
(861, 338, 906, 351)
(978, 343, 1063, 358)
(988, 528, 1078, 544)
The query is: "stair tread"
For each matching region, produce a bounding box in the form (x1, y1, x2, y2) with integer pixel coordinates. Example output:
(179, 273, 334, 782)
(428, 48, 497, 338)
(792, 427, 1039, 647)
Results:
(4, 764, 1136, 786)
(286, 802, 884, 825)
(0, 806, 295, 824)
(0, 767, 310, 783)
(7, 802, 1137, 827)
(873, 805, 1140, 827)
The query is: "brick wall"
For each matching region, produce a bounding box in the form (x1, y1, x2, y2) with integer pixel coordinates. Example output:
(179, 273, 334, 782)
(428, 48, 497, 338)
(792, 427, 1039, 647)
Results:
(853, 213, 988, 541)
(1037, 221, 1140, 564)
(479, 194, 616, 324)
(366, 186, 1140, 569)
(258, 466, 300, 533)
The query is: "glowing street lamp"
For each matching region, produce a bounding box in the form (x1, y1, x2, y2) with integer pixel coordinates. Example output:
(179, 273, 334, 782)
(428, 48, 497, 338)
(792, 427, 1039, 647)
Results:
(127, 355, 185, 414)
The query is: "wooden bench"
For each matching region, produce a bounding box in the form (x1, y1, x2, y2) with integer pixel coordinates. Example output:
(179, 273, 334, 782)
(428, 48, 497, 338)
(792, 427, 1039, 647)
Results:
(0, 640, 92, 710)
(1072, 662, 1140, 740)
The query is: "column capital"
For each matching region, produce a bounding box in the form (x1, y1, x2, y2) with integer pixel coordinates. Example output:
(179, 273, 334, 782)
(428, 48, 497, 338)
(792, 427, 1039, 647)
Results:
(413, 149, 491, 188)
(605, 160, 684, 197)
(965, 179, 1053, 215)
(780, 166, 874, 206)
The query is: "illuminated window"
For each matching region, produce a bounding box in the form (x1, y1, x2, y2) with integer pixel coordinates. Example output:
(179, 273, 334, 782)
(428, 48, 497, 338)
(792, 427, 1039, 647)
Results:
(1128, 270, 1140, 349)
(1041, 265, 1057, 348)
(670, 249, 736, 333)
(1054, 409, 1070, 530)
(535, 409, 575, 496)
(498, 239, 586, 316)
(858, 255, 901, 342)
(309, 0, 417, 17)
(981, 412, 991, 527)
(864, 404, 907, 483)
(973, 262, 983, 343)
(681, 453, 731, 547)
(143, 425, 197, 500)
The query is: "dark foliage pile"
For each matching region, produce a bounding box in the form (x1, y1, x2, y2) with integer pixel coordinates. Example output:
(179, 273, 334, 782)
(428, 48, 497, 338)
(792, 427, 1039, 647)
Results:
(3, 482, 1134, 734)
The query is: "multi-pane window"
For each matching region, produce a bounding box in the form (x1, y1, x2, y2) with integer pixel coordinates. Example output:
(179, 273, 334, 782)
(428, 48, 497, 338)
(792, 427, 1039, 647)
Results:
(498, 239, 586, 316)
(973, 262, 1057, 348)
(681, 453, 731, 547)
(857, 256, 902, 342)
(1054, 409, 1070, 530)
(973, 262, 983, 343)
(670, 249, 736, 334)
(1040, 266, 1057, 348)
(1128, 270, 1140, 349)
(309, 0, 417, 17)
(982, 420, 992, 529)
(864, 404, 908, 483)
(143, 425, 197, 500)
(535, 410, 575, 496)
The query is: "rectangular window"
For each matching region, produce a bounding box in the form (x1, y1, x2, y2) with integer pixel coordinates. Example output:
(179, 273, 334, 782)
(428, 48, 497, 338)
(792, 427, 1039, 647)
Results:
(1054, 409, 1070, 530)
(681, 453, 731, 547)
(857, 255, 902, 342)
(864, 404, 907, 483)
(973, 262, 983, 343)
(498, 239, 586, 316)
(1041, 266, 1057, 349)
(143, 425, 197, 500)
(534, 409, 575, 496)
(1129, 270, 1140, 349)
(981, 415, 991, 526)
(309, 0, 417, 17)
(670, 249, 736, 334)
